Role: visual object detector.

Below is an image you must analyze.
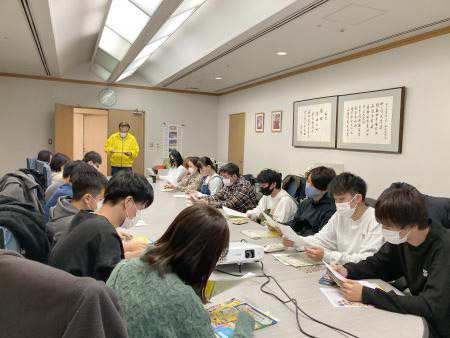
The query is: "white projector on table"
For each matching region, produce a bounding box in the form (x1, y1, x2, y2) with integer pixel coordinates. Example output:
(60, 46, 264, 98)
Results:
(217, 242, 264, 266)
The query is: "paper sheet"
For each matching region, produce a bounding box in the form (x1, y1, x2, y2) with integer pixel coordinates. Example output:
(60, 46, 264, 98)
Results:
(159, 187, 174, 192)
(320, 288, 369, 308)
(206, 272, 255, 299)
(262, 213, 309, 246)
(135, 236, 153, 244)
(134, 219, 147, 227)
(222, 206, 247, 218)
(173, 194, 187, 198)
(241, 229, 281, 239)
(323, 261, 378, 289)
(273, 252, 320, 267)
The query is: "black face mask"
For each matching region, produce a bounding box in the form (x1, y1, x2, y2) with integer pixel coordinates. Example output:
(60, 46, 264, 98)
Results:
(260, 186, 274, 196)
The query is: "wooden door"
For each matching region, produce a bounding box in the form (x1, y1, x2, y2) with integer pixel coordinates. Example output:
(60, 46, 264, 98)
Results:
(84, 114, 108, 176)
(228, 113, 246, 174)
(73, 114, 84, 161)
(54, 104, 74, 158)
(107, 109, 145, 175)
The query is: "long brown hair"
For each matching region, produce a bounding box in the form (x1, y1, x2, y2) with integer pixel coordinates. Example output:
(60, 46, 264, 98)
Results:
(144, 205, 229, 303)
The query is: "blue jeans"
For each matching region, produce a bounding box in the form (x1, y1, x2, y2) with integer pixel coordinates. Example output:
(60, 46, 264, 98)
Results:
(111, 167, 133, 176)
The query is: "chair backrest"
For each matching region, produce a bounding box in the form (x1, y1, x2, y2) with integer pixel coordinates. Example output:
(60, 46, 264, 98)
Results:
(26, 158, 37, 170)
(365, 197, 377, 208)
(282, 175, 306, 202)
(36, 160, 52, 188)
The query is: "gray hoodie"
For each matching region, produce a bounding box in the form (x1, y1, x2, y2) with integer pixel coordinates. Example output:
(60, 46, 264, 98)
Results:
(47, 196, 79, 243)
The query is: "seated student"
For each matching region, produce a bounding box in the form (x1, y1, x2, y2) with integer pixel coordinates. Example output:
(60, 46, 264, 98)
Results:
(285, 166, 336, 235)
(165, 157, 203, 192)
(335, 186, 450, 338)
(49, 171, 154, 282)
(107, 205, 255, 338)
(82, 150, 103, 169)
(158, 150, 188, 185)
(37, 150, 52, 164)
(45, 153, 70, 201)
(44, 160, 83, 221)
(49, 152, 70, 183)
(283, 172, 383, 264)
(188, 156, 223, 196)
(192, 163, 258, 213)
(246, 169, 297, 223)
(47, 163, 108, 243)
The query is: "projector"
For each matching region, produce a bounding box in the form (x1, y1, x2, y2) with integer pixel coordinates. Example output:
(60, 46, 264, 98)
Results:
(217, 242, 264, 266)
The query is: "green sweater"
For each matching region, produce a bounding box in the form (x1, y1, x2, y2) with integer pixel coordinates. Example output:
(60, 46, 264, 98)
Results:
(107, 258, 254, 338)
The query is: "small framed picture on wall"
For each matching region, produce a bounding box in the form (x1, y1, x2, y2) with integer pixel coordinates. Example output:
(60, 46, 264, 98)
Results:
(271, 110, 282, 132)
(255, 112, 264, 132)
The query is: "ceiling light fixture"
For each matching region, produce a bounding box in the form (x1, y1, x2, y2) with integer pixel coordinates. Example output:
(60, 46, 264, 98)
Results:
(277, 51, 287, 56)
(91, 0, 207, 82)
(215, 77, 223, 80)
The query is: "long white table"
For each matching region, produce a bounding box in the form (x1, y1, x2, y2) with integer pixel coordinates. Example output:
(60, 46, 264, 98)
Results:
(130, 183, 428, 338)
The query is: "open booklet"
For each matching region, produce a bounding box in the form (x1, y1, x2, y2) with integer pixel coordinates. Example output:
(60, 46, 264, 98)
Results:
(207, 298, 278, 338)
(223, 206, 247, 219)
(323, 261, 379, 289)
(262, 213, 310, 248)
(206, 272, 255, 299)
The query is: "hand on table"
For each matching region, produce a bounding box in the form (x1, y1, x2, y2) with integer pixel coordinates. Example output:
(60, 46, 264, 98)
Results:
(164, 183, 175, 189)
(191, 197, 208, 205)
(304, 246, 324, 261)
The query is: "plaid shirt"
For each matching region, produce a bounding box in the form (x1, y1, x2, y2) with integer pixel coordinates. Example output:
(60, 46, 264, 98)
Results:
(205, 176, 258, 212)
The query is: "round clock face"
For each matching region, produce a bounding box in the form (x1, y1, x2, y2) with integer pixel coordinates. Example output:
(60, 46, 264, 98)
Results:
(99, 88, 117, 107)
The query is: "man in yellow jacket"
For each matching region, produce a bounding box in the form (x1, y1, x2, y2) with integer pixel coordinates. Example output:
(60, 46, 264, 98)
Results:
(104, 122, 139, 175)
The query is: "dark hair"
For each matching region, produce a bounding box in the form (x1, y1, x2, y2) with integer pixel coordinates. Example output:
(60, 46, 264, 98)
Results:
(257, 169, 282, 188)
(308, 166, 336, 191)
(187, 156, 200, 169)
(144, 205, 229, 303)
(50, 153, 70, 172)
(375, 187, 429, 229)
(37, 150, 52, 163)
(119, 122, 130, 129)
(328, 172, 367, 200)
(219, 163, 240, 177)
(198, 157, 216, 172)
(104, 171, 154, 208)
(62, 160, 84, 179)
(72, 164, 108, 200)
(83, 151, 102, 165)
(169, 150, 183, 167)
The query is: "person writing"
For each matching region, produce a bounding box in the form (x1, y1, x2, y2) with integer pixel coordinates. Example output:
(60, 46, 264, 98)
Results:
(104, 122, 139, 175)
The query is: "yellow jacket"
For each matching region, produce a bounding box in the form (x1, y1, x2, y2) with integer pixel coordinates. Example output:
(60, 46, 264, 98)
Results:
(104, 132, 139, 167)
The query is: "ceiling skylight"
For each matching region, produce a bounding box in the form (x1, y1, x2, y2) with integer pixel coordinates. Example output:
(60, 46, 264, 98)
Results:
(98, 26, 131, 61)
(130, 0, 164, 16)
(106, 0, 150, 43)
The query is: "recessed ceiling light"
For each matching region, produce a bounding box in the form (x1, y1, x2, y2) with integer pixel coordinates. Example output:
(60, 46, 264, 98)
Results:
(277, 51, 287, 56)
(215, 77, 223, 80)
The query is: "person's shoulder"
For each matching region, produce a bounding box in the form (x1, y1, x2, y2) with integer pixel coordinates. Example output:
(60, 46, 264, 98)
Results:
(128, 133, 138, 141)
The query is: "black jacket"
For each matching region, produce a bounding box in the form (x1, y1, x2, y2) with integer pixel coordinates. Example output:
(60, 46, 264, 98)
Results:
(0, 196, 50, 263)
(287, 192, 336, 236)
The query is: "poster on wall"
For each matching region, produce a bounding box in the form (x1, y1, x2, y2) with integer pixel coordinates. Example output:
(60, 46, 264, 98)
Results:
(292, 96, 337, 149)
(163, 124, 183, 157)
(336, 87, 405, 153)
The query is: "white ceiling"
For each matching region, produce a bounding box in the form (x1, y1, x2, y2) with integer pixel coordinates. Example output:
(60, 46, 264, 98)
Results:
(158, 0, 450, 93)
(0, 0, 449, 94)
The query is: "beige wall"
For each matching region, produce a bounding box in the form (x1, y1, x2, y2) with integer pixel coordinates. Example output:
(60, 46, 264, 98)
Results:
(0, 77, 218, 175)
(216, 34, 450, 198)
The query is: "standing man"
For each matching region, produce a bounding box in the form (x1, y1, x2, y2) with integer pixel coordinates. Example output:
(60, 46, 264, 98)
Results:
(104, 122, 139, 176)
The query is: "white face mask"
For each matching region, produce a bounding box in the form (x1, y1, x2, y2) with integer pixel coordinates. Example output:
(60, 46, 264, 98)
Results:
(223, 178, 232, 187)
(335, 195, 357, 218)
(122, 200, 141, 228)
(96, 199, 104, 211)
(382, 228, 410, 245)
(120, 132, 127, 138)
(188, 167, 195, 174)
